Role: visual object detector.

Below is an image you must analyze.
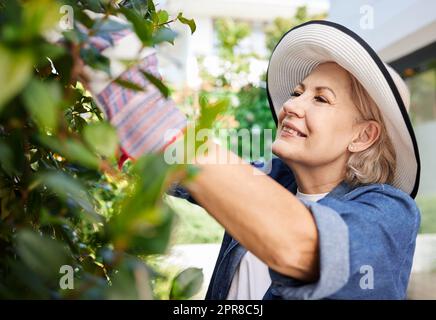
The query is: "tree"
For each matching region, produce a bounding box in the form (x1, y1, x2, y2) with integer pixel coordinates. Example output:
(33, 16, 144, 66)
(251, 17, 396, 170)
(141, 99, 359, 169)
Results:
(264, 6, 327, 53)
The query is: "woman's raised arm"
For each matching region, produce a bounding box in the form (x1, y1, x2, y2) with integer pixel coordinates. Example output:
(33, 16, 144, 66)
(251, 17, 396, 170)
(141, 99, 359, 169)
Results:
(184, 143, 320, 282)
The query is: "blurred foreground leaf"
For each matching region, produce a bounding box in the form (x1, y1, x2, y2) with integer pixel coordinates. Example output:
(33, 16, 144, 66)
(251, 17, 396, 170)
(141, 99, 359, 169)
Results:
(23, 79, 62, 132)
(170, 267, 203, 300)
(0, 46, 33, 112)
(16, 229, 71, 283)
(83, 122, 118, 159)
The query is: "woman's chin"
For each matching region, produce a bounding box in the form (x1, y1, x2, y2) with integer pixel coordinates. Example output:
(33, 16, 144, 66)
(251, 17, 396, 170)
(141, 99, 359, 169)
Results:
(272, 139, 301, 159)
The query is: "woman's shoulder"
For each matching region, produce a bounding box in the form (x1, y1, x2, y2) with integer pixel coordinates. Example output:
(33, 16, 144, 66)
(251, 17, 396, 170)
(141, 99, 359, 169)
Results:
(323, 182, 421, 228)
(343, 183, 417, 205)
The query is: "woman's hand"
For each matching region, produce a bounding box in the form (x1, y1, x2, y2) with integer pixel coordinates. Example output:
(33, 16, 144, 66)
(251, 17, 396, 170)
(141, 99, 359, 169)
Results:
(78, 13, 186, 160)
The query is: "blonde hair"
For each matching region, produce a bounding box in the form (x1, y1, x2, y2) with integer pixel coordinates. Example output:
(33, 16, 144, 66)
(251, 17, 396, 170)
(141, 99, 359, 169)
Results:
(345, 73, 396, 186)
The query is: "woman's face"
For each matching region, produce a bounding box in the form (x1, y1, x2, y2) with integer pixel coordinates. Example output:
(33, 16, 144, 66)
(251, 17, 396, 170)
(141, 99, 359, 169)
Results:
(272, 62, 362, 167)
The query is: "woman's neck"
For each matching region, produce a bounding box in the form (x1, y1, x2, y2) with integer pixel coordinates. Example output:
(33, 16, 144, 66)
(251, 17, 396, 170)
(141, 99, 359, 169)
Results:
(286, 160, 346, 194)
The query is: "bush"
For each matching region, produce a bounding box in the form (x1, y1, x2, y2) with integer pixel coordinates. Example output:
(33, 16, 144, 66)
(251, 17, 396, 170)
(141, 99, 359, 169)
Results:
(0, 0, 207, 300)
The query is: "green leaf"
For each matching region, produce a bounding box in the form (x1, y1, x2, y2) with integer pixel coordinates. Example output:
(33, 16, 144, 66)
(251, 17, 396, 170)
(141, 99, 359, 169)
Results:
(39, 207, 71, 228)
(153, 26, 177, 45)
(16, 229, 71, 283)
(106, 257, 152, 300)
(157, 10, 169, 24)
(0, 141, 15, 176)
(22, 79, 61, 132)
(0, 46, 33, 113)
(36, 171, 102, 223)
(80, 46, 111, 75)
(73, 103, 89, 114)
(22, 0, 61, 37)
(119, 7, 153, 45)
(147, 0, 156, 13)
(74, 115, 88, 133)
(109, 205, 174, 255)
(125, 0, 149, 17)
(125, 205, 174, 255)
(170, 267, 203, 300)
(1, 189, 14, 221)
(93, 17, 128, 35)
(37, 134, 100, 169)
(114, 78, 144, 92)
(141, 71, 169, 98)
(0, 130, 26, 177)
(150, 11, 159, 24)
(198, 95, 230, 130)
(131, 154, 172, 204)
(72, 5, 96, 29)
(83, 122, 119, 158)
(81, 0, 103, 12)
(177, 13, 196, 34)
(108, 154, 176, 254)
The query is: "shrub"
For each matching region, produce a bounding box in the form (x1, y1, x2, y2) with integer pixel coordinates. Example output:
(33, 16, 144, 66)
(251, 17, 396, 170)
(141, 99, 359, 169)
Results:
(0, 0, 205, 300)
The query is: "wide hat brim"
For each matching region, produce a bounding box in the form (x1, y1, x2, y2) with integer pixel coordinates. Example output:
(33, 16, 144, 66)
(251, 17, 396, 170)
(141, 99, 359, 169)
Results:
(266, 20, 420, 198)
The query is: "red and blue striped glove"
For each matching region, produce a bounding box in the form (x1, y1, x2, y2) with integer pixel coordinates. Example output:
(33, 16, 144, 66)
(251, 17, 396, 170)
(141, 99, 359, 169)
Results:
(80, 15, 186, 162)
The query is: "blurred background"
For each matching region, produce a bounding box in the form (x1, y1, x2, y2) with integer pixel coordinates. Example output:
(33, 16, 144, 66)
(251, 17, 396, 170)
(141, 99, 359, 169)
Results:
(156, 0, 436, 300)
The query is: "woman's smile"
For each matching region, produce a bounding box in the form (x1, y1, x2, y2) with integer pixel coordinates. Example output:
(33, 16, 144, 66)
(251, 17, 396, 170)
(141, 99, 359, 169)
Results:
(280, 119, 308, 139)
(280, 127, 306, 139)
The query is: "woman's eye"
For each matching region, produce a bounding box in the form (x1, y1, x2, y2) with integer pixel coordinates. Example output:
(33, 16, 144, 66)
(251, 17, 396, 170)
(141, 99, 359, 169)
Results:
(315, 96, 328, 103)
(291, 91, 301, 97)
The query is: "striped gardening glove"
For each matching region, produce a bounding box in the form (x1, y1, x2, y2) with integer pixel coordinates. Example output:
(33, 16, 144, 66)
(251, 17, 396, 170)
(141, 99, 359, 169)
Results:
(79, 14, 187, 163)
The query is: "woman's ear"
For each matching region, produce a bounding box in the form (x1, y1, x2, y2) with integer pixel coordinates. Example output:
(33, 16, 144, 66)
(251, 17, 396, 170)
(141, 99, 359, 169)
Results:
(348, 120, 381, 153)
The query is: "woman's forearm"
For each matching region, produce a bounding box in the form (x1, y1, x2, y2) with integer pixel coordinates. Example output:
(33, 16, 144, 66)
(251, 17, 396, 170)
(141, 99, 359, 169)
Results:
(184, 143, 320, 281)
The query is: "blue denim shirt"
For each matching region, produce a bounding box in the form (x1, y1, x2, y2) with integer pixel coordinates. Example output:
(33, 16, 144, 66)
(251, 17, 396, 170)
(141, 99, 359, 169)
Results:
(171, 158, 421, 300)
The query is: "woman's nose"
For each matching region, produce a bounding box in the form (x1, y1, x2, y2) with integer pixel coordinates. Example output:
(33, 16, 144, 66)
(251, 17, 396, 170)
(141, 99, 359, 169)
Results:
(282, 97, 305, 118)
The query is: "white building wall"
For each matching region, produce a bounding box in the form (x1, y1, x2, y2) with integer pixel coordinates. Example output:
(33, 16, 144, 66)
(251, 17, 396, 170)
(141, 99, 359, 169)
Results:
(328, 0, 436, 61)
(165, 0, 329, 22)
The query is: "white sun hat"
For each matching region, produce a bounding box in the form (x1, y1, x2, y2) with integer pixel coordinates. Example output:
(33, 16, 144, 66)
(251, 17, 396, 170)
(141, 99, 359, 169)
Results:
(266, 20, 420, 198)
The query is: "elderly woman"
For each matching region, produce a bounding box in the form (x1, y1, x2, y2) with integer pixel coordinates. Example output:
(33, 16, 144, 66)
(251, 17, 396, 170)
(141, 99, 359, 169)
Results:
(86, 20, 421, 299)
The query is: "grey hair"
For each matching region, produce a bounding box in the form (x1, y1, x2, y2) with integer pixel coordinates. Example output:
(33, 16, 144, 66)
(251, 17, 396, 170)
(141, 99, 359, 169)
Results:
(344, 72, 396, 186)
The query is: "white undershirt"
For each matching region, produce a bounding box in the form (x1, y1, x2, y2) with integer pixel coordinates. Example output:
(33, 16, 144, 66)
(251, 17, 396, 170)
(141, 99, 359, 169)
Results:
(226, 189, 328, 300)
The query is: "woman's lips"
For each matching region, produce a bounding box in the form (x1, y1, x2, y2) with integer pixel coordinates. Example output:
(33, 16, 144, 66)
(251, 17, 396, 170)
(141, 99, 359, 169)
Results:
(280, 124, 307, 139)
(281, 120, 307, 138)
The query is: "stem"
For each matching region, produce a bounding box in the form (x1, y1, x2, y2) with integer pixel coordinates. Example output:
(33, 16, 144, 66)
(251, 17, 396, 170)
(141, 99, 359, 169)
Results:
(157, 17, 177, 28)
